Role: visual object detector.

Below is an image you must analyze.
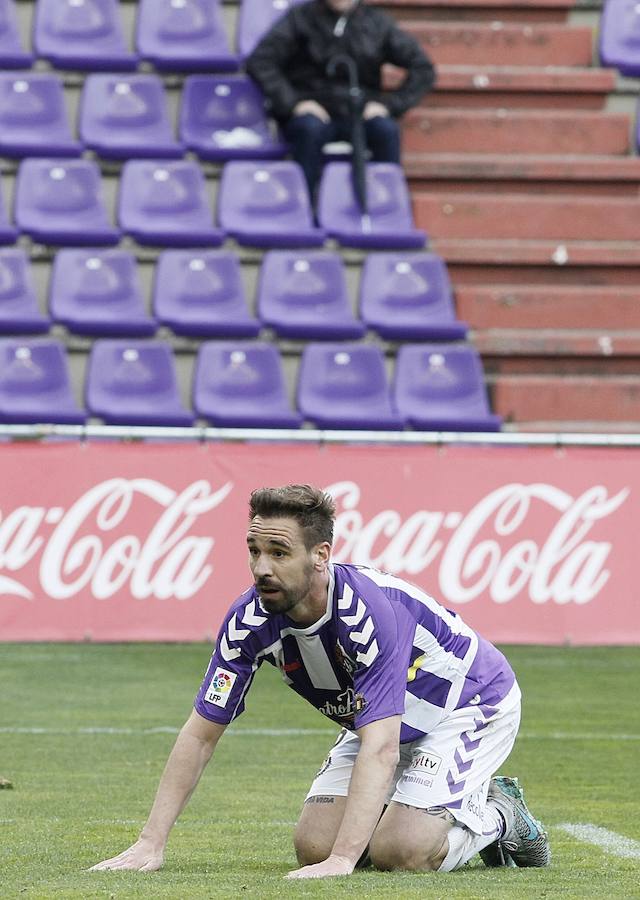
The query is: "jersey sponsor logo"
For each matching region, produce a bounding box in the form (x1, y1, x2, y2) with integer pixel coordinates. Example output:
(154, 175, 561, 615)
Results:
(205, 667, 237, 707)
(318, 687, 366, 723)
(410, 750, 442, 776)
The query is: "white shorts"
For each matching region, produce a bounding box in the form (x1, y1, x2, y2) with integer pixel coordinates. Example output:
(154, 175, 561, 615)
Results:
(306, 682, 521, 835)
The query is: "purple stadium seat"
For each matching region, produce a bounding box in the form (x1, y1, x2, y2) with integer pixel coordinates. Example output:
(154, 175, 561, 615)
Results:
(136, 0, 238, 71)
(118, 159, 223, 247)
(360, 252, 468, 341)
(0, 177, 18, 243)
(393, 343, 502, 432)
(297, 342, 404, 430)
(0, 249, 50, 334)
(599, 0, 640, 76)
(86, 339, 194, 425)
(218, 161, 324, 247)
(236, 0, 305, 59)
(179, 75, 286, 161)
(153, 250, 260, 337)
(258, 250, 365, 339)
(317, 162, 426, 250)
(0, 72, 80, 158)
(79, 74, 182, 160)
(193, 340, 301, 428)
(33, 0, 137, 71)
(49, 249, 156, 336)
(0, 338, 85, 423)
(0, 0, 32, 67)
(15, 158, 119, 246)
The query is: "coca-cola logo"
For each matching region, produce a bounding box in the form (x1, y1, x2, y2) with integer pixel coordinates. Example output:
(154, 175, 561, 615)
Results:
(325, 481, 629, 606)
(0, 478, 232, 601)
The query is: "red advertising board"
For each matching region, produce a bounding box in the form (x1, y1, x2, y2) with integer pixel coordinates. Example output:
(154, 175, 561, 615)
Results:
(0, 440, 635, 644)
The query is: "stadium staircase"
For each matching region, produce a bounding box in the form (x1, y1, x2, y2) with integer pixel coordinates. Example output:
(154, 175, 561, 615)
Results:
(379, 0, 640, 431)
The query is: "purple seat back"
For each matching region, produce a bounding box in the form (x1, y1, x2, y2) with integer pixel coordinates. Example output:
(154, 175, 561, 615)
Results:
(0, 338, 85, 423)
(237, 0, 306, 59)
(600, 0, 640, 76)
(317, 162, 425, 250)
(153, 249, 260, 337)
(193, 340, 301, 428)
(0, 72, 80, 158)
(34, 0, 137, 70)
(118, 159, 223, 247)
(360, 252, 468, 341)
(297, 342, 404, 430)
(0, 0, 32, 67)
(393, 343, 502, 432)
(218, 161, 324, 247)
(258, 250, 364, 339)
(15, 158, 119, 245)
(86, 339, 194, 425)
(179, 75, 286, 160)
(136, 0, 237, 71)
(0, 249, 49, 334)
(80, 74, 182, 160)
(49, 249, 156, 336)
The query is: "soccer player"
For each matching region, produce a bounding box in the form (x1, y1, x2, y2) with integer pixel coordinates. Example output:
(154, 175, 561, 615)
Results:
(91, 484, 550, 879)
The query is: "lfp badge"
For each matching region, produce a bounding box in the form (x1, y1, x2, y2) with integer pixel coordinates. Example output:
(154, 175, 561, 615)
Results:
(205, 667, 237, 707)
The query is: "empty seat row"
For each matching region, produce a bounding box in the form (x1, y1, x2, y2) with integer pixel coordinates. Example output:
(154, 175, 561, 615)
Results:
(0, 338, 502, 432)
(600, 0, 640, 76)
(0, 247, 466, 341)
(0, 158, 425, 249)
(0, 0, 300, 71)
(0, 73, 287, 162)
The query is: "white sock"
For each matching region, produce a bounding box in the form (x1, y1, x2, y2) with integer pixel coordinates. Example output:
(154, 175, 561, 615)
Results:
(438, 806, 503, 873)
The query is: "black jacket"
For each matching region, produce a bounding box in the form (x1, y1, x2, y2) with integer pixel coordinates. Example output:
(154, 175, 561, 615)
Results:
(246, 0, 436, 122)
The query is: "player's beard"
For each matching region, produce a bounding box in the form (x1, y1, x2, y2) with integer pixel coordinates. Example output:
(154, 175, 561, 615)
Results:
(256, 561, 315, 616)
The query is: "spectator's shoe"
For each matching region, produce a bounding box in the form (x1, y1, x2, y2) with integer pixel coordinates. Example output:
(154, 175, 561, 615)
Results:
(480, 776, 551, 868)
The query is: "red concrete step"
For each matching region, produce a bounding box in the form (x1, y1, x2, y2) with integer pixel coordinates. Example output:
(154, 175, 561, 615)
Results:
(490, 374, 640, 422)
(475, 330, 640, 356)
(403, 22, 594, 67)
(414, 193, 640, 241)
(402, 109, 631, 155)
(456, 284, 640, 329)
(378, 0, 576, 24)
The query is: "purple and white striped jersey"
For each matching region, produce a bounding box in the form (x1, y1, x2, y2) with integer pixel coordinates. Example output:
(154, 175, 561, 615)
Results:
(195, 564, 515, 742)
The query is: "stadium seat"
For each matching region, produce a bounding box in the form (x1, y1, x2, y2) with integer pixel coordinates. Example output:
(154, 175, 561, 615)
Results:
(0, 249, 50, 334)
(0, 176, 18, 243)
(599, 0, 640, 76)
(33, 0, 137, 70)
(79, 73, 182, 160)
(193, 340, 301, 428)
(0, 72, 80, 158)
(179, 75, 287, 161)
(136, 0, 238, 71)
(118, 159, 223, 247)
(14, 158, 119, 246)
(359, 252, 468, 341)
(0, 338, 85, 423)
(317, 162, 426, 249)
(258, 250, 365, 339)
(49, 249, 156, 336)
(86, 339, 194, 425)
(297, 342, 404, 430)
(217, 161, 324, 247)
(0, 0, 33, 67)
(393, 343, 503, 432)
(236, 0, 305, 59)
(153, 250, 260, 338)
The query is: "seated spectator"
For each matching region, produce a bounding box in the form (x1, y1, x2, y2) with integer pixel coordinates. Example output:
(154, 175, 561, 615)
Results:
(246, 0, 435, 200)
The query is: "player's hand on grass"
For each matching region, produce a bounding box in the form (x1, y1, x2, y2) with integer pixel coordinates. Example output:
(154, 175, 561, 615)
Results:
(89, 837, 164, 872)
(286, 854, 354, 879)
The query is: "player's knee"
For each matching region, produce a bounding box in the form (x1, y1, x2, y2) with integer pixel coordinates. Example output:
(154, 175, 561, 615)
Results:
(369, 829, 447, 872)
(293, 825, 334, 867)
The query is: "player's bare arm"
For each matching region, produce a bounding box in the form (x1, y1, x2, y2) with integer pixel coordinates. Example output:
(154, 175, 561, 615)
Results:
(287, 715, 402, 879)
(90, 711, 226, 872)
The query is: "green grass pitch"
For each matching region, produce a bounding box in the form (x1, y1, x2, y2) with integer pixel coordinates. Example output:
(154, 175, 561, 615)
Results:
(1, 643, 639, 899)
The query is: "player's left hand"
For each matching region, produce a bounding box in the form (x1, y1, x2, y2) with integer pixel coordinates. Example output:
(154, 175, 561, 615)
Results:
(286, 855, 354, 879)
(362, 101, 389, 120)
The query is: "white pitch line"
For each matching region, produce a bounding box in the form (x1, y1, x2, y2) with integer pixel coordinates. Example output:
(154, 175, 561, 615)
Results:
(557, 823, 640, 860)
(519, 731, 640, 742)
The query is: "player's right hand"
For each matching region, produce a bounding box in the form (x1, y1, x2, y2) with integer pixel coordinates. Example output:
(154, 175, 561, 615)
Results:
(89, 837, 164, 872)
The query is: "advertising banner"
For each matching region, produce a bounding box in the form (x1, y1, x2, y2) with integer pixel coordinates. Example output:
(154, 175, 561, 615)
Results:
(0, 441, 635, 644)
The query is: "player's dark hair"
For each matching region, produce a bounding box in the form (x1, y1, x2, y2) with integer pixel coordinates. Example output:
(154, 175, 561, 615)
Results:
(249, 484, 335, 548)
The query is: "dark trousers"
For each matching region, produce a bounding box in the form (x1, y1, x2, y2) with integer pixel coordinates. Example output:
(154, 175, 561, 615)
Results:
(283, 113, 401, 200)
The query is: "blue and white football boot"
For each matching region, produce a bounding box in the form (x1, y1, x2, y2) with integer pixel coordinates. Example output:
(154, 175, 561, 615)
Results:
(480, 776, 551, 868)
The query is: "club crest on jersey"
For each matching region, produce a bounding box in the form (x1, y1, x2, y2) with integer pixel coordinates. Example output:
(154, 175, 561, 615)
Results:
(334, 639, 356, 675)
(205, 667, 237, 707)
